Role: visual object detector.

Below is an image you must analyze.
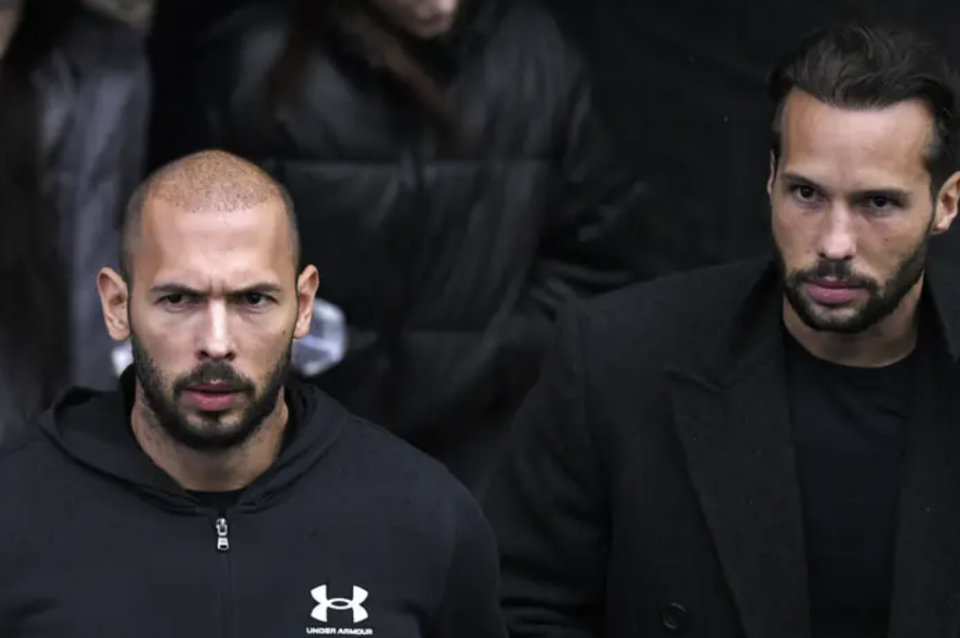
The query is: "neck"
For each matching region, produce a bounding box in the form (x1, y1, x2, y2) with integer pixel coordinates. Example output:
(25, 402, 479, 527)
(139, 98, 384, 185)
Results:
(130, 389, 288, 492)
(783, 278, 924, 368)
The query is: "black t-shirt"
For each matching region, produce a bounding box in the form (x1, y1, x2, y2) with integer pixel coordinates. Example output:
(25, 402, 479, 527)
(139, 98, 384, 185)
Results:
(784, 332, 920, 638)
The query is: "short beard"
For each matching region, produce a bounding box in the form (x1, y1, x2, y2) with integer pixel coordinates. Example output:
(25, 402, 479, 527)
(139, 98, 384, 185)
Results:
(130, 333, 292, 452)
(777, 218, 932, 334)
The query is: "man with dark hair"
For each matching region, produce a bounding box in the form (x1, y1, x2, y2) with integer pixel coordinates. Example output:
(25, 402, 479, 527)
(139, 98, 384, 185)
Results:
(486, 23, 960, 637)
(0, 150, 505, 638)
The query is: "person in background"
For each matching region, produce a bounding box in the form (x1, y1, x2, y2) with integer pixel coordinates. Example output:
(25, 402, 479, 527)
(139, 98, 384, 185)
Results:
(0, 0, 149, 443)
(149, 0, 651, 495)
(486, 23, 960, 637)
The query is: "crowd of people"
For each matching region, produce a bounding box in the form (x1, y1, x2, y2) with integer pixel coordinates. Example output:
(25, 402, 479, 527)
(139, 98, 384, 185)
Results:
(2, 1, 960, 637)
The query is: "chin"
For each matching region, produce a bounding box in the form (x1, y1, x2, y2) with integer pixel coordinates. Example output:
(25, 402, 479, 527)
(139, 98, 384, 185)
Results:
(810, 305, 860, 321)
(804, 312, 868, 334)
(187, 411, 239, 429)
(795, 301, 862, 331)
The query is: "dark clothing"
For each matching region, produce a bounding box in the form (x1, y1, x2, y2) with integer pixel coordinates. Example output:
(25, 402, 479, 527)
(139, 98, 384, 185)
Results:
(41, 9, 149, 392)
(0, 376, 504, 638)
(485, 257, 960, 638)
(0, 8, 149, 443)
(190, 489, 243, 514)
(784, 332, 918, 637)
(150, 0, 650, 493)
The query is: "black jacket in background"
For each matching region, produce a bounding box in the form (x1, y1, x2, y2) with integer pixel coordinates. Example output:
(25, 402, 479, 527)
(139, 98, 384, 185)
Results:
(0, 5, 149, 444)
(149, 0, 651, 493)
(0, 376, 503, 638)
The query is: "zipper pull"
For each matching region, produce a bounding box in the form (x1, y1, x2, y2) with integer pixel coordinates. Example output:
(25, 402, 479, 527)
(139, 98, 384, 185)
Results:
(215, 517, 230, 552)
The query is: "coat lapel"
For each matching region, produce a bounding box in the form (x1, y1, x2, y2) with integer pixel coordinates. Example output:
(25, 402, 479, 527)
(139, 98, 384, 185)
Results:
(668, 258, 960, 638)
(888, 265, 960, 638)
(669, 267, 811, 638)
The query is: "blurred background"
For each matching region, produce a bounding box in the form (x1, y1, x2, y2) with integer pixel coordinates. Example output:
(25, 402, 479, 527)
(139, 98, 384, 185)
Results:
(2, 0, 957, 492)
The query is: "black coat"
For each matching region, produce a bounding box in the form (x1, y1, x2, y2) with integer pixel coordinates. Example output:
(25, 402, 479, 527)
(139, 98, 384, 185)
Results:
(485, 257, 960, 637)
(149, 0, 650, 493)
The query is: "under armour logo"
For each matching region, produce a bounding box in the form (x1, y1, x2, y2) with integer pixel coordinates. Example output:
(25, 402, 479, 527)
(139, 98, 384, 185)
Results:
(311, 585, 369, 623)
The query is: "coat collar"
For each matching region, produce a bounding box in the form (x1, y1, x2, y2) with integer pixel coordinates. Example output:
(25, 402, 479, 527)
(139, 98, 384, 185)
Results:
(687, 257, 960, 391)
(919, 258, 960, 361)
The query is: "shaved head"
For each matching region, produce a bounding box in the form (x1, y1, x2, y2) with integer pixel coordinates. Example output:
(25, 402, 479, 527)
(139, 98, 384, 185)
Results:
(122, 150, 299, 282)
(99, 149, 320, 465)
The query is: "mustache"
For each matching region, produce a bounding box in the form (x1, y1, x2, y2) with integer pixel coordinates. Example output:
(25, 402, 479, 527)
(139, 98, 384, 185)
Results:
(796, 260, 876, 289)
(173, 361, 255, 395)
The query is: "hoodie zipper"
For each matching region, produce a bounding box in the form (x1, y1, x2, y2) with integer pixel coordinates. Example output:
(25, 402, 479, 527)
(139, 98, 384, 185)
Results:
(216, 517, 230, 551)
(214, 516, 232, 637)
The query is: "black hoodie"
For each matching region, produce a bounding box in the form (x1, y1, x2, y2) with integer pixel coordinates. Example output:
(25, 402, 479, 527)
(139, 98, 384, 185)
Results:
(0, 373, 505, 638)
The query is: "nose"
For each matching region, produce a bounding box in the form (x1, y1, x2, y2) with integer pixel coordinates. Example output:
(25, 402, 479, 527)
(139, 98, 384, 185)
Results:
(198, 299, 235, 361)
(817, 206, 857, 262)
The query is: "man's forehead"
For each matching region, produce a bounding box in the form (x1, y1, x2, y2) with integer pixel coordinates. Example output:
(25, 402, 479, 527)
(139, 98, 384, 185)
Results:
(782, 93, 934, 152)
(140, 196, 289, 242)
(781, 95, 934, 187)
(136, 200, 295, 275)
(141, 247, 293, 294)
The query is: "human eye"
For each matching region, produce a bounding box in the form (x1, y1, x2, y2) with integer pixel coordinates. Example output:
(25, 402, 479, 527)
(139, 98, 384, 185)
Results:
(790, 184, 823, 205)
(235, 291, 276, 310)
(861, 195, 900, 216)
(158, 292, 200, 310)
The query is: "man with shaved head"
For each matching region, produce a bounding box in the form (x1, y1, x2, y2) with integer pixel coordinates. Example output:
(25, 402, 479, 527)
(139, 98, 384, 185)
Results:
(0, 150, 505, 638)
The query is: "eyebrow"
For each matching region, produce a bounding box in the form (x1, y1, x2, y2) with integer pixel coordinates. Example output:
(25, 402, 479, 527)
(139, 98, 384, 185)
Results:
(148, 282, 285, 297)
(780, 172, 913, 202)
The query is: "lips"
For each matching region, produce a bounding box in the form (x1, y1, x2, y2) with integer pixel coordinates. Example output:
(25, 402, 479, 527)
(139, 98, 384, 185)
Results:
(185, 384, 241, 412)
(190, 383, 239, 393)
(804, 279, 862, 305)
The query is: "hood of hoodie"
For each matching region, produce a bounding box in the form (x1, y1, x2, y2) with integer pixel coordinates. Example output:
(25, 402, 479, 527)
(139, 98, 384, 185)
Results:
(38, 368, 347, 514)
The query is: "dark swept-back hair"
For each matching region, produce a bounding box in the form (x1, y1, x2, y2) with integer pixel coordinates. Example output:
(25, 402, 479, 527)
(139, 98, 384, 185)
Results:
(0, 0, 80, 417)
(768, 23, 960, 191)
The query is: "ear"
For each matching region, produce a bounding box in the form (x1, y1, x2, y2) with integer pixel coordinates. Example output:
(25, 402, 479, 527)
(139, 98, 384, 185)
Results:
(293, 265, 321, 339)
(933, 171, 960, 235)
(98, 267, 131, 341)
(767, 151, 777, 196)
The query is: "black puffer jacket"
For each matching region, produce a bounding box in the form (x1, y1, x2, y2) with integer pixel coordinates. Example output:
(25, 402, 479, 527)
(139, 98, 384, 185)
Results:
(151, 0, 650, 492)
(0, 5, 148, 444)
